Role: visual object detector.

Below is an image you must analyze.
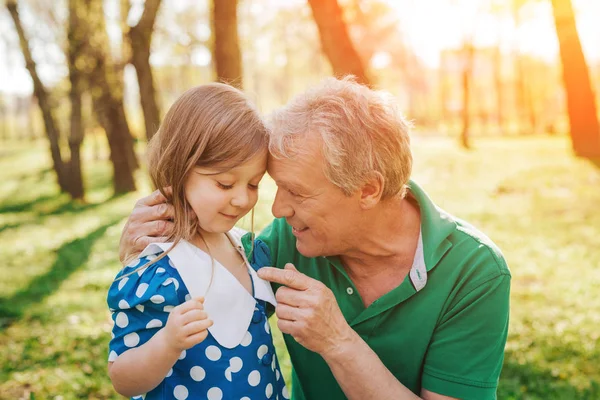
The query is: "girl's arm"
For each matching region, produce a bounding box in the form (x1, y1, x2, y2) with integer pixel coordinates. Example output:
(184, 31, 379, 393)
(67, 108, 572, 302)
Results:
(108, 298, 213, 397)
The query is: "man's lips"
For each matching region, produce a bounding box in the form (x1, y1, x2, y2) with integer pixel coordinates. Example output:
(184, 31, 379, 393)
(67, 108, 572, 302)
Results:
(292, 226, 309, 235)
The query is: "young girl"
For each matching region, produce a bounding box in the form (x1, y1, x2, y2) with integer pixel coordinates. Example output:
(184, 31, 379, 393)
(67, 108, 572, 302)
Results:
(107, 84, 288, 400)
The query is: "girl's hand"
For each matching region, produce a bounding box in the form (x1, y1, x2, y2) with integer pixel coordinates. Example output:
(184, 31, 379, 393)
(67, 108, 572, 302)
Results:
(162, 297, 213, 354)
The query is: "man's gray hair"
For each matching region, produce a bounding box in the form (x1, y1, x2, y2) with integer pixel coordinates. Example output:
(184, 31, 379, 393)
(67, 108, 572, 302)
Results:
(268, 76, 413, 199)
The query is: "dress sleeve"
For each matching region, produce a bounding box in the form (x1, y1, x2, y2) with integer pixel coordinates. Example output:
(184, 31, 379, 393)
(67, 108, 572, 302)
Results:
(421, 273, 511, 399)
(243, 238, 272, 272)
(107, 255, 183, 361)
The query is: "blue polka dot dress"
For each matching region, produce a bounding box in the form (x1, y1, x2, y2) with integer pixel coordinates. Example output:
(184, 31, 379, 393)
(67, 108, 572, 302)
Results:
(107, 236, 289, 400)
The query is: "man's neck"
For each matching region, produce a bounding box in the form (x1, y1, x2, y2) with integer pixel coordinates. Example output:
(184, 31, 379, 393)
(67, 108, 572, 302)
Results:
(340, 195, 421, 282)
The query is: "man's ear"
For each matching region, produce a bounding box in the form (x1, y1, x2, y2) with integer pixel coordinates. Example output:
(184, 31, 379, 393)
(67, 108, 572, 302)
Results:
(359, 172, 384, 209)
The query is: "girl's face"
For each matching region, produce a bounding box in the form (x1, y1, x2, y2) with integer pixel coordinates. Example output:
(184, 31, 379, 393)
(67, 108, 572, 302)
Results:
(184, 150, 268, 234)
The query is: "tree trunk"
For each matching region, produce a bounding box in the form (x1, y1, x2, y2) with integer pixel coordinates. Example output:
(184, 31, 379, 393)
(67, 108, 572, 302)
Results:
(66, 0, 86, 200)
(212, 0, 243, 88)
(307, 0, 370, 85)
(494, 46, 505, 134)
(461, 43, 475, 149)
(129, 0, 162, 141)
(551, 0, 600, 157)
(6, 0, 68, 191)
(83, 0, 137, 194)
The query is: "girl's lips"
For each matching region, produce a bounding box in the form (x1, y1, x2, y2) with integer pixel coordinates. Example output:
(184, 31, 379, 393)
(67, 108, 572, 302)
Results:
(220, 213, 239, 219)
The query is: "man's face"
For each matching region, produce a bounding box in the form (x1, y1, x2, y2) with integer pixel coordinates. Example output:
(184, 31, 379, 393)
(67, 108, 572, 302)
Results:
(268, 135, 362, 258)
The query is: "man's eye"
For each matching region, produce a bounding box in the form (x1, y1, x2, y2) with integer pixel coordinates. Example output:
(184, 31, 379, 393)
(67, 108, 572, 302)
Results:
(217, 182, 234, 190)
(288, 189, 299, 197)
(248, 184, 259, 190)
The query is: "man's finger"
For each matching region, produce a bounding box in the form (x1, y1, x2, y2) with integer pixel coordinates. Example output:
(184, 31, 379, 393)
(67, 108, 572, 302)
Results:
(142, 219, 174, 237)
(258, 266, 311, 290)
(277, 319, 295, 336)
(275, 303, 300, 321)
(275, 286, 309, 307)
(137, 187, 173, 207)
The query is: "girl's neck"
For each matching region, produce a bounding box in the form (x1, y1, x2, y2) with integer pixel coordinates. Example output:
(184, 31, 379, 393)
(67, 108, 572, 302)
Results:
(190, 229, 230, 253)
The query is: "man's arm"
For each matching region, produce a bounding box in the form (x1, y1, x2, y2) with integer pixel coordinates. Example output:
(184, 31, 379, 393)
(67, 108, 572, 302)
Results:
(257, 264, 458, 400)
(119, 189, 174, 264)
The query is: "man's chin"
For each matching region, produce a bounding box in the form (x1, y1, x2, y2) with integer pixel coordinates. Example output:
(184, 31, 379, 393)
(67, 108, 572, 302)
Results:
(295, 241, 323, 258)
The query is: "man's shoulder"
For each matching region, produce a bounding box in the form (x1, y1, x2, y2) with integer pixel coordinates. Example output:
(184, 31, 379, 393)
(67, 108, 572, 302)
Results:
(450, 217, 510, 276)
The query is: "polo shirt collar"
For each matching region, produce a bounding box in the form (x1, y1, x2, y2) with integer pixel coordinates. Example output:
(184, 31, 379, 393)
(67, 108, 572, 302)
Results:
(407, 180, 457, 273)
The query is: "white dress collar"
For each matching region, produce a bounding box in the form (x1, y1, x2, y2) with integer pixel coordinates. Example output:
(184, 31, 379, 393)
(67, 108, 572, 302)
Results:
(139, 229, 276, 349)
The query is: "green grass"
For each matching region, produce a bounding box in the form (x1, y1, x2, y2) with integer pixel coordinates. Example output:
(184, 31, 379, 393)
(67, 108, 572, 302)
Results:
(1, 136, 599, 399)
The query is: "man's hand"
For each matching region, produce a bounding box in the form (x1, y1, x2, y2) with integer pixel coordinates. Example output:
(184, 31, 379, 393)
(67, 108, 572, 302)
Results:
(258, 263, 356, 358)
(119, 189, 175, 265)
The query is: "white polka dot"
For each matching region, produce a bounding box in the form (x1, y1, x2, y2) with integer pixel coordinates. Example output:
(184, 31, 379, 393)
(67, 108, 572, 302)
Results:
(266, 383, 273, 398)
(111, 332, 114, 339)
(132, 395, 146, 400)
(179, 350, 187, 360)
(146, 319, 163, 329)
(271, 357, 276, 371)
(136, 304, 144, 313)
(282, 386, 290, 399)
(240, 331, 252, 347)
(118, 299, 130, 309)
(161, 277, 179, 290)
(127, 258, 140, 268)
(108, 350, 118, 361)
(118, 277, 129, 290)
(124, 332, 140, 347)
(166, 368, 173, 377)
(190, 366, 205, 381)
(257, 344, 268, 359)
(205, 345, 221, 361)
(169, 259, 176, 269)
(207, 387, 222, 400)
(164, 305, 175, 312)
(276, 369, 280, 380)
(137, 267, 148, 276)
(248, 370, 261, 386)
(136, 283, 149, 297)
(229, 356, 243, 373)
(225, 367, 232, 382)
(265, 320, 270, 333)
(157, 267, 166, 274)
(115, 312, 129, 328)
(173, 385, 188, 400)
(151, 295, 165, 304)
(241, 397, 251, 400)
(185, 294, 192, 302)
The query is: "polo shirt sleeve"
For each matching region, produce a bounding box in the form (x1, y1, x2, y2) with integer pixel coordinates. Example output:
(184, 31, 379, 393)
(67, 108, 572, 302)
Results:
(421, 272, 510, 400)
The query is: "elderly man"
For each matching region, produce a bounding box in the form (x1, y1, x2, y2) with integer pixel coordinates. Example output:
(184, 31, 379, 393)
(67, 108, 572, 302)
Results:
(119, 77, 510, 400)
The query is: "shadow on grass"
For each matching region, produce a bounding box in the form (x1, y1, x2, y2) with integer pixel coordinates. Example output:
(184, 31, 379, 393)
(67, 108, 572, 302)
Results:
(500, 352, 600, 400)
(0, 218, 123, 329)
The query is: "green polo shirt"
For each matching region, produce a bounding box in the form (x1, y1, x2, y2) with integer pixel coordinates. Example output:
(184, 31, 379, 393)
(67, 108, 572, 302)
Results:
(243, 181, 510, 400)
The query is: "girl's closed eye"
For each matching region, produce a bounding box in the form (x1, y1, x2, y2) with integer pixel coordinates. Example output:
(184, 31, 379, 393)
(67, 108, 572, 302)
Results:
(217, 181, 234, 190)
(248, 183, 259, 190)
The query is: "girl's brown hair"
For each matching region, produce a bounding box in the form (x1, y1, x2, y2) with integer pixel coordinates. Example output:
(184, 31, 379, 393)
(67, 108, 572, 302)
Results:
(120, 83, 267, 278)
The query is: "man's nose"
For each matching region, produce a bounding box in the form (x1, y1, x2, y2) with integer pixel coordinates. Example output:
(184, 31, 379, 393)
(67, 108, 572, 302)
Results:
(271, 188, 293, 218)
